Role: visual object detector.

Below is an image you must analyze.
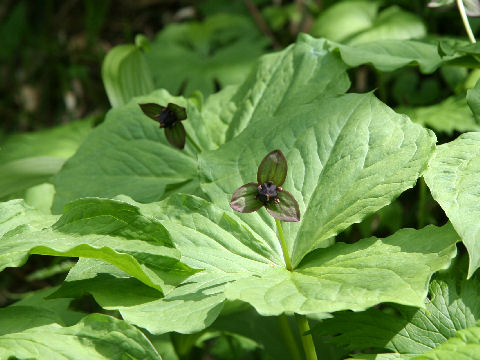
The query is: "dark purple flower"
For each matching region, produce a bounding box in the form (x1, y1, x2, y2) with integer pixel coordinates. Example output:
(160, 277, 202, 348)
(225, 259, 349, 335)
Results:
(139, 102, 187, 149)
(230, 150, 300, 222)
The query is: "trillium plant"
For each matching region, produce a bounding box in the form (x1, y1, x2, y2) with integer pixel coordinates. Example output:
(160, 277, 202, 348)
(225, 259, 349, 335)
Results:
(4, 2, 480, 359)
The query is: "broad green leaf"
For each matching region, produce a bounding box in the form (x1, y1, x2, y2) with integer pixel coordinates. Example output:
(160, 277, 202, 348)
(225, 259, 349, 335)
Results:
(0, 313, 161, 360)
(415, 325, 480, 360)
(312, 255, 480, 358)
(52, 90, 200, 213)
(398, 97, 480, 134)
(424, 132, 480, 277)
(200, 91, 436, 266)
(53, 35, 350, 211)
(145, 14, 269, 96)
(0, 118, 94, 199)
(102, 40, 154, 107)
(313, 3, 426, 45)
(0, 198, 195, 294)
(116, 196, 456, 334)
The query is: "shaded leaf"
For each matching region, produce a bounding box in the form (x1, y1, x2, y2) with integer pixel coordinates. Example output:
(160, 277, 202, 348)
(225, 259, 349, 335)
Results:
(230, 182, 263, 213)
(265, 190, 300, 222)
(164, 122, 186, 149)
(257, 150, 288, 186)
(140, 103, 165, 120)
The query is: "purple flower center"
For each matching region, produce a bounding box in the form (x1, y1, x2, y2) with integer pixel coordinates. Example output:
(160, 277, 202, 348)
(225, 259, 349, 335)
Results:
(257, 182, 278, 204)
(157, 108, 177, 128)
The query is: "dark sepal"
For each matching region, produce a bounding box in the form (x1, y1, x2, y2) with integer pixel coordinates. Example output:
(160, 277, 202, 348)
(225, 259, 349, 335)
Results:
(167, 103, 187, 121)
(265, 189, 300, 222)
(164, 122, 186, 149)
(139, 103, 165, 120)
(257, 150, 288, 186)
(230, 182, 264, 213)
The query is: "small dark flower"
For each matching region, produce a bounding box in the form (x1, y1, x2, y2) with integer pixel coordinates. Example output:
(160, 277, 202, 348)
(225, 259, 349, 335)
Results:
(230, 150, 300, 222)
(139, 102, 187, 149)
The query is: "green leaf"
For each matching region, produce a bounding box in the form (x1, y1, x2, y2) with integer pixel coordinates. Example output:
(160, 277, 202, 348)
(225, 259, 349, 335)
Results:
(398, 97, 480, 134)
(0, 313, 161, 360)
(200, 91, 436, 266)
(312, 255, 480, 358)
(145, 14, 269, 96)
(313, 3, 426, 45)
(0, 198, 196, 294)
(0, 118, 94, 199)
(424, 132, 480, 277)
(102, 43, 155, 107)
(116, 196, 456, 334)
(415, 325, 480, 360)
(224, 224, 458, 315)
(257, 149, 288, 186)
(52, 90, 200, 213)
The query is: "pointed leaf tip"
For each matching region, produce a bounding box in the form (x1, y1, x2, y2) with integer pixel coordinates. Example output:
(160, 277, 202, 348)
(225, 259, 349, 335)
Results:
(257, 150, 288, 186)
(266, 189, 300, 222)
(139, 103, 165, 120)
(164, 122, 186, 149)
(230, 182, 263, 213)
(167, 103, 187, 121)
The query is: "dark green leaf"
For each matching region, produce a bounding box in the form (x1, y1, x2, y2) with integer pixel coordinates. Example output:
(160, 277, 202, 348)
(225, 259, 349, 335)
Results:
(257, 150, 288, 186)
(164, 122, 186, 149)
(139, 103, 165, 120)
(265, 190, 300, 222)
(230, 182, 263, 213)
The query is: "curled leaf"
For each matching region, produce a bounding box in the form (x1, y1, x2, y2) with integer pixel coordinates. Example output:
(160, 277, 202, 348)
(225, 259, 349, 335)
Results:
(230, 182, 263, 213)
(257, 150, 288, 186)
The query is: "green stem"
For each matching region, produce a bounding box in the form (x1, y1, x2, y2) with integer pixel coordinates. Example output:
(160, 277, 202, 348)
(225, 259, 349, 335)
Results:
(278, 314, 302, 360)
(418, 177, 426, 229)
(275, 219, 318, 360)
(185, 132, 202, 153)
(457, 0, 476, 43)
(275, 219, 293, 271)
(295, 314, 318, 360)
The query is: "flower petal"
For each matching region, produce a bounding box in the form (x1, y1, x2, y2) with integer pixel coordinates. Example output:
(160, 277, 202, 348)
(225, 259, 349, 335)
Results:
(164, 122, 186, 150)
(167, 103, 187, 121)
(230, 183, 263, 213)
(139, 103, 165, 120)
(257, 150, 288, 186)
(266, 190, 300, 222)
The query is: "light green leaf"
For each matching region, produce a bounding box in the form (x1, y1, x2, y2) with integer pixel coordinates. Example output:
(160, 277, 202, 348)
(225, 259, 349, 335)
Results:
(313, 3, 426, 45)
(52, 90, 200, 213)
(0, 198, 195, 294)
(398, 97, 480, 134)
(53, 35, 350, 212)
(102, 42, 154, 107)
(224, 224, 458, 315)
(312, 255, 480, 358)
(0, 118, 94, 199)
(145, 14, 269, 97)
(117, 196, 455, 334)
(415, 325, 480, 360)
(0, 313, 162, 360)
(424, 132, 480, 277)
(200, 91, 436, 266)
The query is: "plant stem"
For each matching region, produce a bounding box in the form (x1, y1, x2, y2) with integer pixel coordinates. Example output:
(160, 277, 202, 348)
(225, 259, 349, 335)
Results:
(278, 314, 302, 360)
(295, 314, 318, 360)
(242, 0, 281, 49)
(418, 177, 426, 229)
(275, 219, 318, 360)
(457, 0, 476, 43)
(185, 132, 201, 153)
(275, 219, 293, 271)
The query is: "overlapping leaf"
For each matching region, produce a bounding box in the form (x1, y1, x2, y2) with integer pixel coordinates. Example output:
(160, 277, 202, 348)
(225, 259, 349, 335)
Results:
(0, 198, 195, 294)
(0, 313, 161, 360)
(312, 2, 426, 45)
(312, 256, 480, 359)
(424, 132, 480, 277)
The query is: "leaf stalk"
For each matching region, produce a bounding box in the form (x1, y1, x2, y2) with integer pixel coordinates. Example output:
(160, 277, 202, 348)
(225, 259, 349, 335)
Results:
(275, 219, 293, 271)
(295, 313, 318, 360)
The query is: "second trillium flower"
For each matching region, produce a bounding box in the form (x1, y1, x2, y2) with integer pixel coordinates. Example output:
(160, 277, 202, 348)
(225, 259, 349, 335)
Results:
(230, 150, 300, 222)
(139, 102, 187, 149)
